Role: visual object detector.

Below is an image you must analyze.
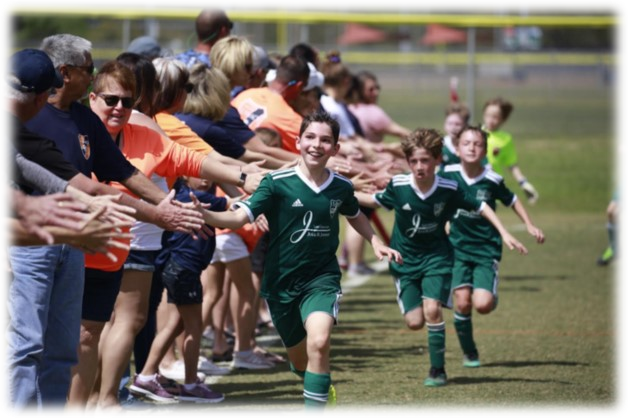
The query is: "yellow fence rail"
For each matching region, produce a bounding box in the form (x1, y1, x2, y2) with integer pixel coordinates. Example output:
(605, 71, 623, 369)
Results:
(12, 8, 616, 28)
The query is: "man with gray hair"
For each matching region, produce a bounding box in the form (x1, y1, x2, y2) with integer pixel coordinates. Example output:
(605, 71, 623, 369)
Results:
(10, 34, 206, 408)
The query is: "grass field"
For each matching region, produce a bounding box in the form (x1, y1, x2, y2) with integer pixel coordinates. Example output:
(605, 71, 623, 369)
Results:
(0, 64, 606, 413)
(127, 66, 618, 413)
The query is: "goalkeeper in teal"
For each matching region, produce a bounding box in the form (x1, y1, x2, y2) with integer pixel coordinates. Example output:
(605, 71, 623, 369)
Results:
(356, 128, 527, 387)
(199, 111, 402, 408)
(482, 97, 539, 204)
(441, 126, 545, 368)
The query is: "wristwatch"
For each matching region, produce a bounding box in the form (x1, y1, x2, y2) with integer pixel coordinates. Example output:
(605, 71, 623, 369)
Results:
(237, 171, 248, 187)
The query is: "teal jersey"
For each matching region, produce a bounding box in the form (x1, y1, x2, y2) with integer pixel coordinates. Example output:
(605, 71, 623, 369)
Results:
(373, 173, 482, 278)
(441, 135, 460, 168)
(237, 166, 360, 302)
(441, 164, 516, 261)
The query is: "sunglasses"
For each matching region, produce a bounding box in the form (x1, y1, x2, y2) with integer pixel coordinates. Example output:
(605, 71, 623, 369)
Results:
(68, 63, 95, 76)
(184, 83, 194, 93)
(98, 93, 134, 109)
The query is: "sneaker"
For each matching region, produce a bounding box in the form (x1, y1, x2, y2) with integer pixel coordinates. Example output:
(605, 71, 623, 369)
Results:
(327, 384, 337, 406)
(129, 375, 178, 404)
(347, 262, 376, 278)
(212, 348, 234, 363)
(198, 356, 231, 376)
(463, 351, 481, 368)
(424, 367, 447, 387)
(156, 374, 181, 396)
(179, 379, 225, 403)
(597, 246, 614, 266)
(159, 360, 207, 381)
(232, 350, 275, 369)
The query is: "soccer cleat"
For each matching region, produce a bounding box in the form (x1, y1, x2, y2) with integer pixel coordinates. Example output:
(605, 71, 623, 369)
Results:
(597, 247, 614, 266)
(463, 351, 481, 368)
(424, 367, 447, 387)
(327, 384, 337, 406)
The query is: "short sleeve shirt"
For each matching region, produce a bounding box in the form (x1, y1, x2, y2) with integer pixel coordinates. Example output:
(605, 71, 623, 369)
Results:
(373, 173, 482, 278)
(231, 87, 302, 154)
(25, 102, 136, 183)
(235, 166, 360, 302)
(175, 112, 247, 159)
(441, 164, 516, 261)
(347, 102, 392, 143)
(486, 129, 518, 176)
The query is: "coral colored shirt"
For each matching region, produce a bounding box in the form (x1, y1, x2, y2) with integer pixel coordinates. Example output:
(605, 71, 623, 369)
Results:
(231, 87, 301, 154)
(85, 123, 206, 272)
(348, 102, 392, 143)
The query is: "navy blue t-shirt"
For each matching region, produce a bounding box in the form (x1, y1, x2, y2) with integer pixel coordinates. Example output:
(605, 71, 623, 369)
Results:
(176, 112, 246, 160)
(215, 106, 255, 145)
(156, 178, 228, 274)
(25, 102, 136, 183)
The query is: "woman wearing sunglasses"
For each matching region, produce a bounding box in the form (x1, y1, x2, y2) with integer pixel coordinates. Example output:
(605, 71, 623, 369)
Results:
(69, 60, 265, 406)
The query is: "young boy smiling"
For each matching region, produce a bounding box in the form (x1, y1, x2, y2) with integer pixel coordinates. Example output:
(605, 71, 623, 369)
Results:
(200, 111, 402, 408)
(356, 127, 527, 387)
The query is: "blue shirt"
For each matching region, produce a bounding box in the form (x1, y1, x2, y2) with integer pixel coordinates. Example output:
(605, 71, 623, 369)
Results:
(175, 112, 247, 159)
(25, 102, 136, 182)
(156, 178, 228, 274)
(215, 106, 256, 145)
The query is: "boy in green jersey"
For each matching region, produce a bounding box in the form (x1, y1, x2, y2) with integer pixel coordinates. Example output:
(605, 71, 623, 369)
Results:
(482, 97, 539, 204)
(200, 111, 402, 408)
(441, 126, 545, 368)
(356, 128, 527, 387)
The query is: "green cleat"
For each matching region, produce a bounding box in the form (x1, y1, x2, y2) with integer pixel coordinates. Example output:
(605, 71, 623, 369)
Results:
(463, 352, 481, 368)
(597, 247, 614, 266)
(327, 384, 337, 406)
(424, 367, 447, 387)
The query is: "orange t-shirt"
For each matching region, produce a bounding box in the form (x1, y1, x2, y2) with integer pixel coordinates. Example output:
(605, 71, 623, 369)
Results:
(85, 123, 206, 272)
(231, 87, 301, 155)
(155, 112, 215, 188)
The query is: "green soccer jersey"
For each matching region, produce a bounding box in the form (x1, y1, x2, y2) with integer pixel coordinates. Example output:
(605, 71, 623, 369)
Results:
(441, 164, 516, 261)
(441, 135, 461, 168)
(373, 173, 482, 278)
(237, 166, 360, 302)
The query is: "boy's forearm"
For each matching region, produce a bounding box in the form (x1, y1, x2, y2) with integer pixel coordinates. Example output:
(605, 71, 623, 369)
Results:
(355, 192, 378, 208)
(203, 207, 249, 230)
(512, 199, 534, 227)
(347, 212, 376, 243)
(480, 204, 509, 237)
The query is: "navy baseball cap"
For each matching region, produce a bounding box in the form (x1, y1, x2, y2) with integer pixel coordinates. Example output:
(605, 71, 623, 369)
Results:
(9, 48, 64, 94)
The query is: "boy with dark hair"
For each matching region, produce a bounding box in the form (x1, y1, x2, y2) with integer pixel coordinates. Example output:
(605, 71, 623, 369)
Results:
(200, 111, 402, 408)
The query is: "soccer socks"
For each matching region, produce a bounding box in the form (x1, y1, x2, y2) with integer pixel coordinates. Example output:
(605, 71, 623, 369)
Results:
(303, 371, 331, 408)
(290, 363, 306, 379)
(454, 312, 477, 355)
(426, 321, 446, 369)
(606, 222, 623, 254)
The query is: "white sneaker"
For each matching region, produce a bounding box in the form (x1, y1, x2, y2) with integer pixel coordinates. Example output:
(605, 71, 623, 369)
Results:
(347, 262, 376, 278)
(198, 356, 231, 376)
(159, 360, 207, 381)
(232, 350, 275, 370)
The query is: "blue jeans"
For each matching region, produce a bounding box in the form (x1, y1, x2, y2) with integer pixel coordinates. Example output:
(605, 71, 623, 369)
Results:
(8, 245, 85, 408)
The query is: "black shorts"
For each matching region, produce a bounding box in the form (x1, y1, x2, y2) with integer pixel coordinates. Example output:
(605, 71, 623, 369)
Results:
(82, 267, 124, 322)
(159, 258, 203, 305)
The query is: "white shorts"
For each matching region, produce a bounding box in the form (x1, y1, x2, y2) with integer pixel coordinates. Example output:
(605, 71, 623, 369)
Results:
(210, 232, 250, 264)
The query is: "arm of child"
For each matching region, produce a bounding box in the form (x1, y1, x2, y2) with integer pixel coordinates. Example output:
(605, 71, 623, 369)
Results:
(347, 212, 403, 265)
(509, 165, 539, 204)
(200, 205, 250, 230)
(511, 199, 545, 244)
(478, 202, 528, 255)
(354, 191, 380, 209)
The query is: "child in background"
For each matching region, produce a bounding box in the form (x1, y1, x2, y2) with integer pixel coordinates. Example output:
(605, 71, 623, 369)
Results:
(441, 126, 545, 367)
(130, 176, 230, 403)
(200, 111, 402, 408)
(482, 97, 539, 204)
(440, 102, 470, 170)
(597, 192, 618, 266)
(355, 128, 527, 387)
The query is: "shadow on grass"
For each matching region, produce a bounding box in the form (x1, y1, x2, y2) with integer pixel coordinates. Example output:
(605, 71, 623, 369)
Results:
(501, 274, 570, 281)
(482, 360, 589, 368)
(449, 376, 573, 385)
